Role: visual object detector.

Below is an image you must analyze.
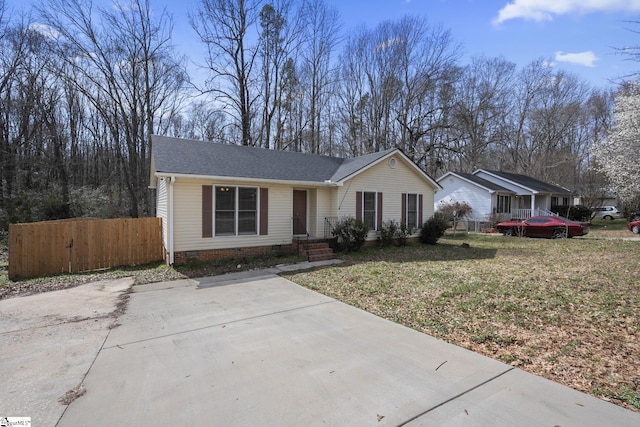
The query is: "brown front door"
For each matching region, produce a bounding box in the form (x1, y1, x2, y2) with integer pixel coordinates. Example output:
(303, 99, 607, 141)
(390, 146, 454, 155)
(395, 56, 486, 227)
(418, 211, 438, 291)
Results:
(293, 190, 307, 235)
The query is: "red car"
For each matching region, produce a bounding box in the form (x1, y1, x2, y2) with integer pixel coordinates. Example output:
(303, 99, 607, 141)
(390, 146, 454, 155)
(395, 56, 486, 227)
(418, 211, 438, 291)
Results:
(496, 216, 589, 239)
(629, 220, 640, 234)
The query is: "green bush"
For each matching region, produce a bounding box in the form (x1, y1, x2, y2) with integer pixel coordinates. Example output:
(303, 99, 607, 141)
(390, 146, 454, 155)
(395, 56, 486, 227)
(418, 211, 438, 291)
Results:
(332, 216, 368, 252)
(378, 220, 398, 247)
(420, 212, 449, 245)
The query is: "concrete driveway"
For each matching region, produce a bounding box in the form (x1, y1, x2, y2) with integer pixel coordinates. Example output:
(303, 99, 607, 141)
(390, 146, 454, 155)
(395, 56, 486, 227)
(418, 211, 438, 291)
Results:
(2, 263, 639, 426)
(0, 277, 133, 426)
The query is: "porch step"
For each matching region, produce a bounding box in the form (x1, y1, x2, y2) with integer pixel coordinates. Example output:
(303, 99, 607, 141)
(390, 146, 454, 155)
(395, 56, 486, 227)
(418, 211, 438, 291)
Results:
(298, 241, 335, 262)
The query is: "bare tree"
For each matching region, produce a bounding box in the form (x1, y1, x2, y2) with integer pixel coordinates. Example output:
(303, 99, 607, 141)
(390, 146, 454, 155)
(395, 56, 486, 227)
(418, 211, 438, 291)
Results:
(39, 0, 186, 217)
(391, 17, 461, 165)
(336, 15, 460, 169)
(256, 0, 303, 149)
(336, 28, 369, 156)
(191, 0, 260, 146)
(299, 0, 341, 154)
(450, 56, 515, 172)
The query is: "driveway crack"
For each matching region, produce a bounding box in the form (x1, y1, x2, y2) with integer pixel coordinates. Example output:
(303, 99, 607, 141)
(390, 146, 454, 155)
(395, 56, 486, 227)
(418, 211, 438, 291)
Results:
(103, 299, 337, 349)
(396, 366, 516, 426)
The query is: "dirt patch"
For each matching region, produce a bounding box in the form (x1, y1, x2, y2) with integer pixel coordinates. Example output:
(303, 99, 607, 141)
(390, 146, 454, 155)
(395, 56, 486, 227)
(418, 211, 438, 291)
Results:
(0, 254, 304, 300)
(58, 383, 87, 405)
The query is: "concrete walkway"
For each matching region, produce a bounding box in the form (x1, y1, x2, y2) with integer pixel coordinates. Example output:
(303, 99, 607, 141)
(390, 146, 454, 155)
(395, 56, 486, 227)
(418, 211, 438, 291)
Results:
(2, 261, 639, 426)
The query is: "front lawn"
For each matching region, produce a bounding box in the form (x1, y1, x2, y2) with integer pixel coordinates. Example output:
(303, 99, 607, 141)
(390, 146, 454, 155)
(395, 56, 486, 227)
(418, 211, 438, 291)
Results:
(284, 233, 640, 411)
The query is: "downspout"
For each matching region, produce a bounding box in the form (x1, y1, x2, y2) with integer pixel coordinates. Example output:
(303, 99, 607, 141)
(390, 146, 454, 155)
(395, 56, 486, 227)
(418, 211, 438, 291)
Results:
(169, 176, 175, 265)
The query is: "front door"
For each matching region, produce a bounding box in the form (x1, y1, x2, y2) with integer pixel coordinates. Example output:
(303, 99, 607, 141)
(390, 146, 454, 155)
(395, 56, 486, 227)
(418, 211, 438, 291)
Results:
(293, 190, 307, 235)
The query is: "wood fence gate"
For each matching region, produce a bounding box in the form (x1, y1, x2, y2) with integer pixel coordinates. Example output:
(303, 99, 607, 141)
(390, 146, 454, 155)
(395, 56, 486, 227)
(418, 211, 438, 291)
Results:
(8, 217, 163, 280)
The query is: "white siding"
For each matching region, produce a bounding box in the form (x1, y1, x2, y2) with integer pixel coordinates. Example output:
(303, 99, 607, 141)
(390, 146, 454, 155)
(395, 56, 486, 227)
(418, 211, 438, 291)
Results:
(172, 178, 293, 252)
(313, 187, 335, 238)
(307, 189, 317, 237)
(337, 155, 437, 228)
(156, 177, 168, 248)
(435, 175, 493, 218)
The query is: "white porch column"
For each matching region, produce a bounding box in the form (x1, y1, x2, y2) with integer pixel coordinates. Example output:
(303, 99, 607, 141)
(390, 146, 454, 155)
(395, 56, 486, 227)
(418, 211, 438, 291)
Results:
(530, 194, 536, 217)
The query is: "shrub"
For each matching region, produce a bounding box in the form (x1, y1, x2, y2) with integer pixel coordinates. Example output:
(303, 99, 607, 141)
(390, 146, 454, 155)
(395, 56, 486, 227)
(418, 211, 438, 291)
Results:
(551, 205, 591, 222)
(332, 216, 368, 252)
(378, 220, 398, 247)
(378, 220, 413, 247)
(420, 212, 449, 245)
(436, 201, 473, 222)
(397, 222, 413, 246)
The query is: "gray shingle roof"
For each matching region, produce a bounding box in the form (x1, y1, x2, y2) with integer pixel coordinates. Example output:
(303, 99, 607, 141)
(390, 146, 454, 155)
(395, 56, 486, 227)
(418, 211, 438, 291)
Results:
(448, 172, 513, 193)
(151, 135, 396, 183)
(482, 170, 573, 195)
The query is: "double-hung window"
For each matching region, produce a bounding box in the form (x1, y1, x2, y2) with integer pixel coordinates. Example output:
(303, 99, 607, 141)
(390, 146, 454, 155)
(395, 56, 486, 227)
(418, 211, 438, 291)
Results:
(363, 192, 377, 230)
(215, 186, 257, 236)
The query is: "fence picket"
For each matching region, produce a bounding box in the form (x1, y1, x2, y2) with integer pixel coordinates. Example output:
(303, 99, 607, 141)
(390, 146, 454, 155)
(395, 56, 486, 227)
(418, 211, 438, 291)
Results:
(8, 217, 163, 280)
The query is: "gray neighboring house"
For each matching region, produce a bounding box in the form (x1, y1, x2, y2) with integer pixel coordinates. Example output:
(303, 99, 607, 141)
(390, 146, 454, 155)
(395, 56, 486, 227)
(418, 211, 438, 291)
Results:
(150, 136, 441, 264)
(436, 169, 575, 223)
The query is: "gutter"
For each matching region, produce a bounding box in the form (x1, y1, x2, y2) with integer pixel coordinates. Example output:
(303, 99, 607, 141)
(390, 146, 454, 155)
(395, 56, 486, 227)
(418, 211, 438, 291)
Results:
(154, 172, 341, 187)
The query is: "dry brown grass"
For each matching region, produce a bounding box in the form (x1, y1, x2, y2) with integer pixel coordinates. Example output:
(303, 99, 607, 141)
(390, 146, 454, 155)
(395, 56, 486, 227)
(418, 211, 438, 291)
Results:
(284, 232, 640, 411)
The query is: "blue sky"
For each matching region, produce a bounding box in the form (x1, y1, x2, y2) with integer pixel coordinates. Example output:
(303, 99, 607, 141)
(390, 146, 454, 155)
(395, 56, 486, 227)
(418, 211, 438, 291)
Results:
(5, 0, 640, 88)
(322, 0, 640, 87)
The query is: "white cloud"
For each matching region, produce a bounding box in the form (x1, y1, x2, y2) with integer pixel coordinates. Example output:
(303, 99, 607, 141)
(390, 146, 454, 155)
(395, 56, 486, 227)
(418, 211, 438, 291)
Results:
(555, 51, 599, 67)
(493, 0, 640, 25)
(376, 37, 404, 51)
(28, 23, 60, 40)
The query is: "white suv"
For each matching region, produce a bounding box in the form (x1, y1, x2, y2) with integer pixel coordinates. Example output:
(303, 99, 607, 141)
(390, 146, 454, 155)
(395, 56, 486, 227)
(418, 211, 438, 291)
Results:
(591, 206, 623, 220)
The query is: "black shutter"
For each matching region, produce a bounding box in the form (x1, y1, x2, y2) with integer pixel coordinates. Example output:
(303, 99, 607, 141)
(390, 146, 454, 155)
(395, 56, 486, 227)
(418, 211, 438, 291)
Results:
(202, 185, 213, 238)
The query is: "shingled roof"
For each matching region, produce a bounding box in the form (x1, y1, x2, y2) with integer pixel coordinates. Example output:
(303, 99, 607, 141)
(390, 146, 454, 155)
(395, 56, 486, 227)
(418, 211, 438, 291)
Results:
(481, 170, 573, 195)
(151, 135, 398, 184)
(445, 172, 513, 193)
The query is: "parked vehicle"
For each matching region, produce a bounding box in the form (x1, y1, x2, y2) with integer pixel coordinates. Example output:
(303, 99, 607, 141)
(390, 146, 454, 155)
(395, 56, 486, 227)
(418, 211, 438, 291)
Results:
(497, 216, 589, 239)
(590, 206, 623, 220)
(628, 220, 640, 234)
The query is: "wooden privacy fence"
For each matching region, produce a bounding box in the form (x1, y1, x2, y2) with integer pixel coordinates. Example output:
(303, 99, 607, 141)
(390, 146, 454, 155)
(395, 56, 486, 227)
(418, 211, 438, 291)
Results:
(9, 217, 163, 280)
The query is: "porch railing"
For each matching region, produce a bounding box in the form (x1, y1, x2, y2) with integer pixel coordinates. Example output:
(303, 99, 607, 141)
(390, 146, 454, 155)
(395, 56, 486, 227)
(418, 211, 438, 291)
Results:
(293, 216, 310, 261)
(324, 217, 339, 239)
(512, 208, 558, 220)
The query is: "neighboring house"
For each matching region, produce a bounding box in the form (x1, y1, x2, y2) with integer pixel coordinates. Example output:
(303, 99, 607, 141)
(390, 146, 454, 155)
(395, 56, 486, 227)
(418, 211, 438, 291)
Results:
(150, 136, 441, 264)
(436, 169, 575, 222)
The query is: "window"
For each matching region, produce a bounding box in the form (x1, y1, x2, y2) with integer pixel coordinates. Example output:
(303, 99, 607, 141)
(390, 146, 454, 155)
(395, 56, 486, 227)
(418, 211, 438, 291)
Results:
(363, 192, 376, 230)
(215, 186, 257, 236)
(497, 195, 511, 214)
(238, 188, 257, 234)
(215, 186, 235, 235)
(407, 194, 418, 229)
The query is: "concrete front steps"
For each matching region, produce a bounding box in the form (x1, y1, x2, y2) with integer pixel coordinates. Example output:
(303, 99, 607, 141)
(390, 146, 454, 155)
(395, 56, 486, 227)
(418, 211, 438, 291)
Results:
(296, 239, 335, 262)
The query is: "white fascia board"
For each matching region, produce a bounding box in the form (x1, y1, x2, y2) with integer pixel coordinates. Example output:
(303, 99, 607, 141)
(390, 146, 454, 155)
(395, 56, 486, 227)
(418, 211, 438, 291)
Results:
(440, 172, 497, 194)
(154, 172, 340, 187)
(336, 149, 441, 190)
(474, 169, 538, 194)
